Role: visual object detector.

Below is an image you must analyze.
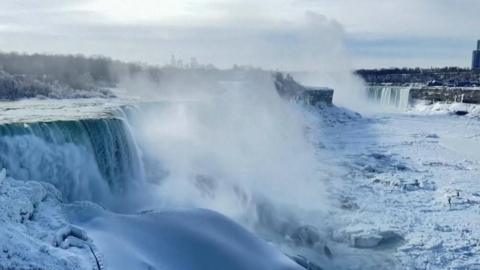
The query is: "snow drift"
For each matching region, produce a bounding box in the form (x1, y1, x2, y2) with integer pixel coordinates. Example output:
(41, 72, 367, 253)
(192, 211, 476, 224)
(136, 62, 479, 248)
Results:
(0, 169, 302, 270)
(66, 203, 302, 270)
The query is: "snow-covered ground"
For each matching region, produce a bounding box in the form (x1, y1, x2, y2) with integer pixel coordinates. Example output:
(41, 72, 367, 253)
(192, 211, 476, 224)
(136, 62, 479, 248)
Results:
(66, 205, 301, 270)
(312, 106, 480, 269)
(0, 170, 93, 270)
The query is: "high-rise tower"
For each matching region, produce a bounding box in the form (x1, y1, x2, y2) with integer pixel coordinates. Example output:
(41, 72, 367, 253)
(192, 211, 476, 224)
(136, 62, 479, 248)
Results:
(473, 40, 480, 70)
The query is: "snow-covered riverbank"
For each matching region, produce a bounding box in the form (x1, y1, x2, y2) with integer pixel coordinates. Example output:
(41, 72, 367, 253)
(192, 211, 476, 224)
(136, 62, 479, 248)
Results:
(315, 109, 480, 269)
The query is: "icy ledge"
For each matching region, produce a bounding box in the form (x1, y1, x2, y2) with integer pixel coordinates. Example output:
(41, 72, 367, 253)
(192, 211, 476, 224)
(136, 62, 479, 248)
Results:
(0, 170, 301, 270)
(0, 169, 92, 270)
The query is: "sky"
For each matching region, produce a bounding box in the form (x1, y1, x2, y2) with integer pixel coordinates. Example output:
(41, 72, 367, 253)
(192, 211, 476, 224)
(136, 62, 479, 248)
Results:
(0, 0, 479, 69)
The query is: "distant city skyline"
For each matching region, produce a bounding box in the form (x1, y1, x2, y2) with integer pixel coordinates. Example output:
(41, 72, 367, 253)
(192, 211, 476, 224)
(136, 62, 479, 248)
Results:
(0, 0, 479, 70)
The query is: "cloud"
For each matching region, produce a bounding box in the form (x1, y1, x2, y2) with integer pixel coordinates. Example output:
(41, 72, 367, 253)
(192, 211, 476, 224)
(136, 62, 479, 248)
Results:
(0, 0, 350, 71)
(293, 0, 480, 38)
(0, 0, 478, 68)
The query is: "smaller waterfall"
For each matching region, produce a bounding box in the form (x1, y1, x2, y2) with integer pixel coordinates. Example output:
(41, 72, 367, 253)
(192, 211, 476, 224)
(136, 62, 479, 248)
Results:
(367, 86, 412, 109)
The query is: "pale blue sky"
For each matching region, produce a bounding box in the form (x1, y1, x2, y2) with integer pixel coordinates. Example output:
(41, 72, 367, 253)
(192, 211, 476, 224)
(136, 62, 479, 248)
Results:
(0, 0, 478, 69)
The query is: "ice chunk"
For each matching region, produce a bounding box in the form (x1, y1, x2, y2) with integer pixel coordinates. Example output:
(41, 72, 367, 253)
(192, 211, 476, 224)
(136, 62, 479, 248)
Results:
(351, 233, 383, 248)
(54, 225, 90, 248)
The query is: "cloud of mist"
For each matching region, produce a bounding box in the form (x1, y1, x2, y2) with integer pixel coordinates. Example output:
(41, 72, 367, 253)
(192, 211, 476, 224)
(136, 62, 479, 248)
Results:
(286, 11, 369, 112)
(124, 70, 328, 227)
(113, 10, 363, 228)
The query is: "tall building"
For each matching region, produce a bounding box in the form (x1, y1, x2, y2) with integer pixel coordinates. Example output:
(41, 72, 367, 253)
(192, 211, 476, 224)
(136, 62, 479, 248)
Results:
(473, 40, 480, 70)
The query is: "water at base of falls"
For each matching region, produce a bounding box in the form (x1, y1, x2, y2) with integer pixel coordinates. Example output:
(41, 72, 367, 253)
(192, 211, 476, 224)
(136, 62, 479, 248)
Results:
(367, 86, 411, 109)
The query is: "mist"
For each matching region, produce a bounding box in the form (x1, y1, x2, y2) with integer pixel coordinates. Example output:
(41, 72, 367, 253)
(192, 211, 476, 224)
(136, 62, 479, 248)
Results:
(122, 69, 329, 229)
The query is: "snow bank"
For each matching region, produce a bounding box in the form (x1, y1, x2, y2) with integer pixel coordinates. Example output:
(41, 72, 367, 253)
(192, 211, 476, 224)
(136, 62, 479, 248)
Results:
(0, 170, 92, 270)
(0, 168, 302, 270)
(412, 101, 480, 118)
(316, 109, 480, 269)
(65, 204, 302, 270)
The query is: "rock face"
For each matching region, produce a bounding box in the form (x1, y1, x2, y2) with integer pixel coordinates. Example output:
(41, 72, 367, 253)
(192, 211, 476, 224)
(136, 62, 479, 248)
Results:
(274, 73, 334, 106)
(410, 87, 480, 104)
(300, 88, 334, 107)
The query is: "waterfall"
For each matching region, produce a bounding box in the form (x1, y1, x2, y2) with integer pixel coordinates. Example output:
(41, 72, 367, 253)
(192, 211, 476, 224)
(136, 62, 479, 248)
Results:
(367, 86, 411, 109)
(0, 116, 145, 206)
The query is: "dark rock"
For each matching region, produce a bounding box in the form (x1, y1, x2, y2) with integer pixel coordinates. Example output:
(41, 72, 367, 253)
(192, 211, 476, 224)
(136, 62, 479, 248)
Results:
(426, 134, 440, 139)
(395, 164, 408, 171)
(370, 153, 388, 160)
(323, 245, 333, 259)
(289, 255, 323, 270)
(377, 231, 405, 248)
(274, 73, 334, 106)
(340, 197, 360, 210)
(454, 110, 469, 116)
(290, 225, 320, 247)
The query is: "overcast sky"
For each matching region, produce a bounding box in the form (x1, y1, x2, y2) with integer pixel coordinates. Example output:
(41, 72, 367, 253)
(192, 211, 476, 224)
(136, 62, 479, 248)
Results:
(0, 0, 479, 69)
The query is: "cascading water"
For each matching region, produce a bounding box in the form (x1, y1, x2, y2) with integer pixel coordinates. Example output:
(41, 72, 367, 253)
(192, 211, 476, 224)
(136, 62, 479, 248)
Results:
(0, 116, 145, 208)
(367, 86, 411, 109)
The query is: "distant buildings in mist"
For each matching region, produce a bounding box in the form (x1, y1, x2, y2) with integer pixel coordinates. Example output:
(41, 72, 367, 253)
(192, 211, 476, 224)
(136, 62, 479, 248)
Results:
(473, 40, 480, 71)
